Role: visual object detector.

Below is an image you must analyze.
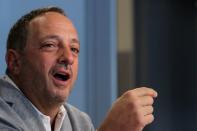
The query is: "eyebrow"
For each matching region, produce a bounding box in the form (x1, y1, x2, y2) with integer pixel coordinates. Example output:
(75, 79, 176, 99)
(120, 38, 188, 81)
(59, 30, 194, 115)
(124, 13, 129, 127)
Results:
(70, 38, 80, 45)
(41, 35, 80, 45)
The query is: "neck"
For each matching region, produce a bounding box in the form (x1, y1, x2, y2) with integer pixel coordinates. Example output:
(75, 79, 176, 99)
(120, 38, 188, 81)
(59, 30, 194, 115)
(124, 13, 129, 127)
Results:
(8, 73, 62, 123)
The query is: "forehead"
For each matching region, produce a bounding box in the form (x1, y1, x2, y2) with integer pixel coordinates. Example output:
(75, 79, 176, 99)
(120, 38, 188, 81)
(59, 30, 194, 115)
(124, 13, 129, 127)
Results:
(27, 12, 78, 38)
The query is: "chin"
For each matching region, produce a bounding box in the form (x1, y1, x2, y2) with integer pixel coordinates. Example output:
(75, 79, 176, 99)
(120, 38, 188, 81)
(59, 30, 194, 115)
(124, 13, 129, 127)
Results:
(51, 89, 70, 103)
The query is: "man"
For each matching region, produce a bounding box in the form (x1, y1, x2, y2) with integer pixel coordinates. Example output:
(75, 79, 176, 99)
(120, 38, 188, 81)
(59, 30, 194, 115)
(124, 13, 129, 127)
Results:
(0, 7, 157, 131)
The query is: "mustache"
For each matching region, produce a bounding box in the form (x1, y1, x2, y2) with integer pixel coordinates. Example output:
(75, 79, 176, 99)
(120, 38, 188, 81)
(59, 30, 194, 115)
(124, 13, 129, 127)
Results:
(55, 63, 72, 70)
(54, 63, 73, 77)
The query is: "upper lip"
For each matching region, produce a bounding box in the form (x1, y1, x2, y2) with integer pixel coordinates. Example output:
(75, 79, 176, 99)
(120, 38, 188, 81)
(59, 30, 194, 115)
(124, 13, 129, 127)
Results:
(53, 70, 70, 76)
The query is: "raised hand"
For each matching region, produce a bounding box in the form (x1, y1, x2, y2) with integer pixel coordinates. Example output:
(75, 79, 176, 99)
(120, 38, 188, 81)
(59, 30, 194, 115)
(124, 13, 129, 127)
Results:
(98, 87, 158, 131)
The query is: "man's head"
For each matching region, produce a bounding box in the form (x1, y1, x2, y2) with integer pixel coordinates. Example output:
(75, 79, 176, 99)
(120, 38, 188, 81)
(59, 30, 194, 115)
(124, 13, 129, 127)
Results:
(6, 7, 80, 107)
(7, 7, 66, 53)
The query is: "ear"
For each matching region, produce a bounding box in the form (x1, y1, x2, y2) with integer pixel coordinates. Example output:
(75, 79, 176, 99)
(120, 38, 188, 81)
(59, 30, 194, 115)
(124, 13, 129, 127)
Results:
(5, 49, 22, 75)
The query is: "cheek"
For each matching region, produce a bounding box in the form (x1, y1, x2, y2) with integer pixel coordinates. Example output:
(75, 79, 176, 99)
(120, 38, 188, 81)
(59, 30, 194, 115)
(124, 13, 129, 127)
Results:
(40, 56, 56, 72)
(72, 61, 79, 77)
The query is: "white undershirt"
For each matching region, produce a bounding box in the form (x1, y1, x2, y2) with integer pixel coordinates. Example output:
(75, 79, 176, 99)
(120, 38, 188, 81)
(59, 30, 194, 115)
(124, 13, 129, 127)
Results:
(2, 75, 66, 131)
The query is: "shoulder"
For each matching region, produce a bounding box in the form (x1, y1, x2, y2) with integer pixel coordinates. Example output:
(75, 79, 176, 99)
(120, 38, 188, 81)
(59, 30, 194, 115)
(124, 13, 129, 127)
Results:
(0, 78, 44, 131)
(0, 79, 22, 130)
(64, 103, 95, 131)
(0, 97, 22, 131)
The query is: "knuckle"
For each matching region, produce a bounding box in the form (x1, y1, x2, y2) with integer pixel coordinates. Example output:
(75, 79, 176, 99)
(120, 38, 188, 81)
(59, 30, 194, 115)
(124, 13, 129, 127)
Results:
(127, 98, 140, 110)
(132, 109, 145, 126)
(141, 87, 148, 90)
(145, 114, 154, 125)
(141, 87, 150, 92)
(148, 114, 154, 123)
(149, 106, 154, 114)
(124, 90, 136, 98)
(136, 116, 146, 127)
(151, 106, 154, 112)
(147, 96, 154, 105)
(150, 97, 154, 104)
(123, 91, 139, 103)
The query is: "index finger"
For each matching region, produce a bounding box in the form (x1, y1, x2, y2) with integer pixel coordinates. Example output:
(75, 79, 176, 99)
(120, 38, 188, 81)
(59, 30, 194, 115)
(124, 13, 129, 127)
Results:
(133, 87, 158, 98)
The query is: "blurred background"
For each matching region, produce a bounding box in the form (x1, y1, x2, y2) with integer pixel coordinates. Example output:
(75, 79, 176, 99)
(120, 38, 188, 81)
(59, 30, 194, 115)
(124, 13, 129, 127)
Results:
(0, 0, 196, 130)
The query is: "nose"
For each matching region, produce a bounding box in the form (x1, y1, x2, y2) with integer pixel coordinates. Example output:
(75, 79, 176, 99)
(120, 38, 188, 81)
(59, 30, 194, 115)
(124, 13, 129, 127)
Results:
(58, 46, 74, 65)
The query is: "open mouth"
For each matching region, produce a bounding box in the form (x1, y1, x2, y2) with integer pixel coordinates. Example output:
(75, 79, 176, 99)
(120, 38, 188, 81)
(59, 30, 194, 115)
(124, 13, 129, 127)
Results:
(53, 72, 70, 81)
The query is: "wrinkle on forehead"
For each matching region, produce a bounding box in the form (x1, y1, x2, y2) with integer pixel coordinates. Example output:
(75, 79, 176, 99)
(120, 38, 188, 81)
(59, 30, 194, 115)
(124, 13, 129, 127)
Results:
(26, 12, 79, 45)
(30, 12, 77, 32)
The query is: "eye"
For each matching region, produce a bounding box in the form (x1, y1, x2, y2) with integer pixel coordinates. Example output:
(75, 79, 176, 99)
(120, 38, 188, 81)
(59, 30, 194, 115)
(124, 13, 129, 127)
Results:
(43, 44, 55, 48)
(40, 42, 58, 51)
(71, 47, 79, 54)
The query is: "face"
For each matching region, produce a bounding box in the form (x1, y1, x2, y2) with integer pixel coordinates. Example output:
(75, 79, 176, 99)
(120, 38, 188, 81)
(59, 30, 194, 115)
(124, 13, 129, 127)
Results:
(16, 12, 80, 105)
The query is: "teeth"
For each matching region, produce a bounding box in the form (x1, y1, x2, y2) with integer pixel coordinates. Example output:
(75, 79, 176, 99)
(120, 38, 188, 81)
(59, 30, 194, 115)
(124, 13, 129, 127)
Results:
(58, 72, 66, 75)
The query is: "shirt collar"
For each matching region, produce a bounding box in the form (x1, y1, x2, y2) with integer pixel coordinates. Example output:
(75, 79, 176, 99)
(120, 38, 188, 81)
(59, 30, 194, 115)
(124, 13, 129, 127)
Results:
(3, 74, 19, 90)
